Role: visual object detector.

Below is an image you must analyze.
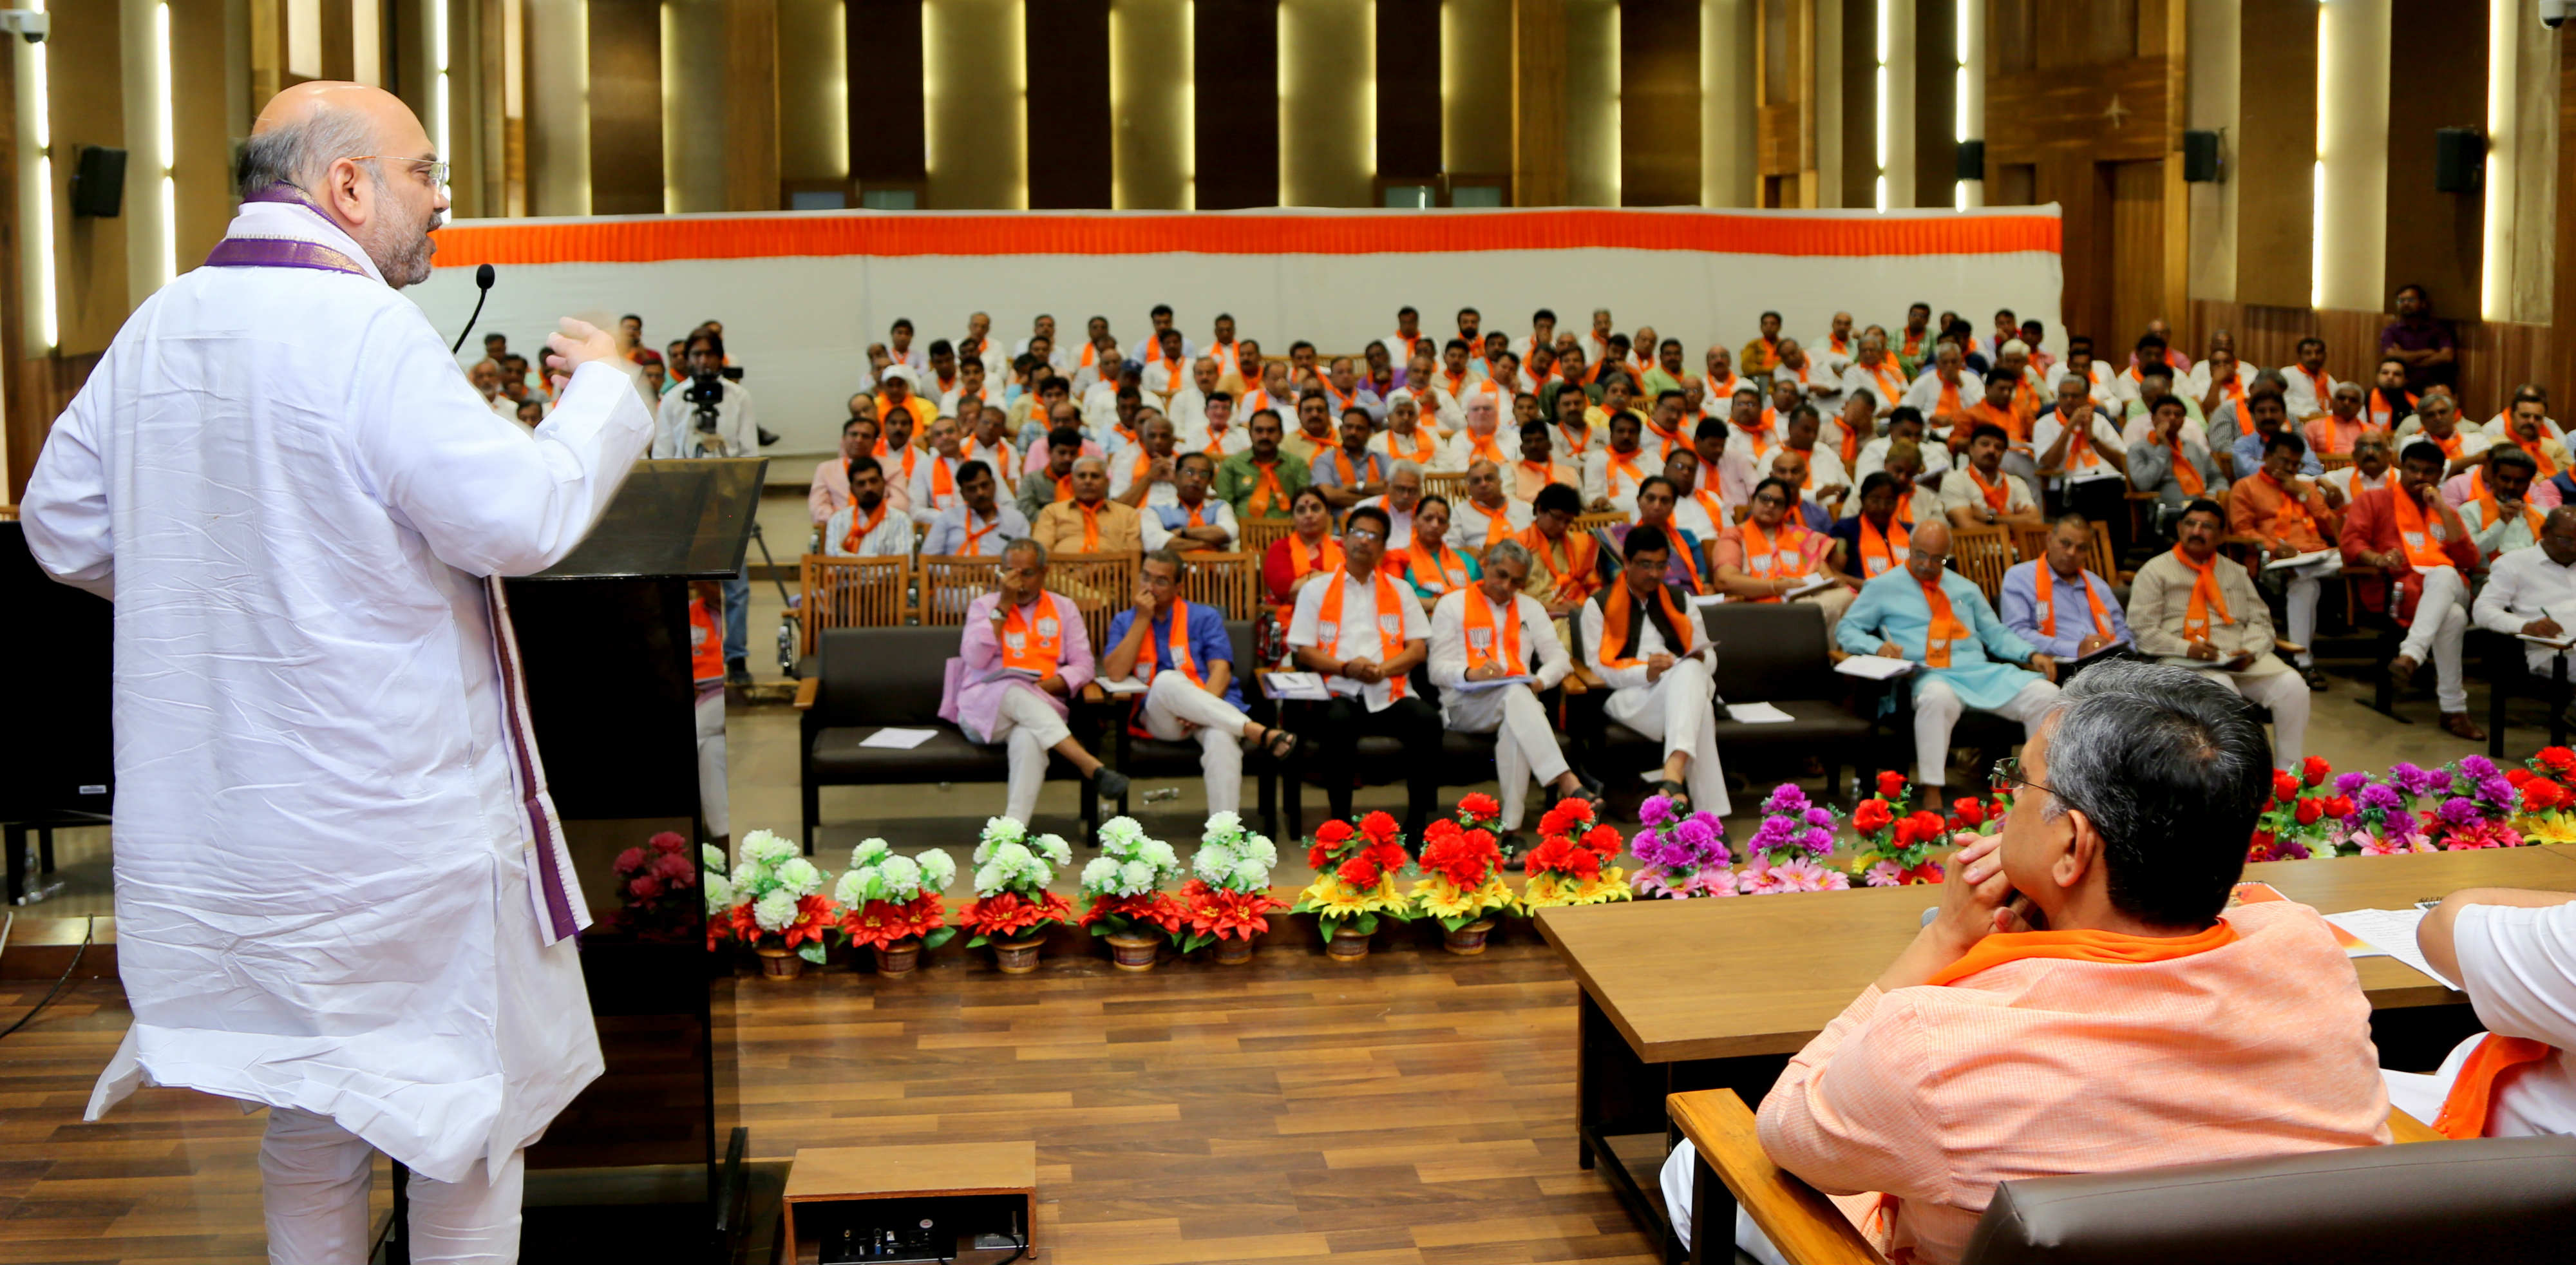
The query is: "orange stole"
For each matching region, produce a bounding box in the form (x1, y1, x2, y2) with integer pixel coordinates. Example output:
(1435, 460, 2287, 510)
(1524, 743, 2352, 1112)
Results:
(1517, 524, 1601, 605)
(998, 598, 1066, 673)
(2034, 565, 2112, 640)
(1462, 591, 1524, 674)
(2387, 488, 2456, 569)
(1919, 576, 1967, 668)
(2433, 1034, 2556, 1139)
(1927, 920, 2242, 986)
(840, 501, 890, 553)
(1857, 514, 1908, 578)
(2174, 547, 2232, 643)
(1595, 581, 1695, 669)
(1316, 569, 1412, 701)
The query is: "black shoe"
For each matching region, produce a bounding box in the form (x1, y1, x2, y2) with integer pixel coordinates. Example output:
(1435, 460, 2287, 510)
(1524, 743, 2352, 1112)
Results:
(1093, 768, 1130, 800)
(2302, 665, 2329, 691)
(755, 426, 781, 448)
(725, 659, 753, 687)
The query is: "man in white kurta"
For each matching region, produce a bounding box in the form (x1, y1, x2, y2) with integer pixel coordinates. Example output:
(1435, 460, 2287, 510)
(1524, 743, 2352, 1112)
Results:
(19, 84, 650, 1264)
(1428, 540, 1589, 833)
(1578, 527, 1734, 818)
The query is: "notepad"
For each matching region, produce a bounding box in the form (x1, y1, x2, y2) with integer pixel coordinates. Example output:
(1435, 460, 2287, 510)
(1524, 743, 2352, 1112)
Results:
(860, 727, 938, 750)
(1834, 655, 1915, 681)
(1095, 677, 1150, 696)
(1260, 672, 1331, 701)
(2262, 548, 2338, 572)
(1723, 701, 1795, 724)
(1454, 674, 1538, 694)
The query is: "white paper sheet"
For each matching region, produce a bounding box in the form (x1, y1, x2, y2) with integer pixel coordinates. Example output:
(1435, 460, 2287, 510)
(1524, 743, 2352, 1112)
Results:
(860, 727, 939, 750)
(1261, 672, 1331, 701)
(2322, 907, 2458, 987)
(1454, 674, 1539, 694)
(2263, 547, 2339, 573)
(1723, 701, 1795, 723)
(1096, 676, 1150, 696)
(1834, 655, 1915, 680)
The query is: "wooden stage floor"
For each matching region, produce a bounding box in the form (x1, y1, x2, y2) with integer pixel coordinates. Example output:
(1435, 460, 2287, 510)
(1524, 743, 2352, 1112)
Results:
(0, 933, 1660, 1265)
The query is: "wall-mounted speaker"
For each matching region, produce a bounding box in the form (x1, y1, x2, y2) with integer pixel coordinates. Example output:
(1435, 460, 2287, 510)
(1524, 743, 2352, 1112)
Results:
(71, 145, 126, 217)
(2434, 127, 2486, 193)
(1954, 140, 1986, 184)
(2182, 131, 2222, 183)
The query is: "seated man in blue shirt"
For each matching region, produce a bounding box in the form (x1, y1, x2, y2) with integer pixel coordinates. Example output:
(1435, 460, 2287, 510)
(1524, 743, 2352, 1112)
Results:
(2230, 386, 2322, 482)
(1099, 549, 1298, 815)
(1999, 512, 2134, 673)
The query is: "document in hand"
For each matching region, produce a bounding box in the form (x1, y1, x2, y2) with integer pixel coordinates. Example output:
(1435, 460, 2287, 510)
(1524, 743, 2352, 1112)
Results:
(1834, 655, 1914, 681)
(2320, 907, 2456, 986)
(1454, 674, 1539, 693)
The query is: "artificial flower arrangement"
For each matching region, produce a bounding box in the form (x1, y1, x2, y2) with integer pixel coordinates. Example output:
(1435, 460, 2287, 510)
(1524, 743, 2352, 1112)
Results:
(2249, 756, 2347, 861)
(1292, 811, 1414, 947)
(703, 845, 744, 952)
(1412, 794, 1520, 927)
(2506, 747, 2576, 843)
(960, 817, 1078, 949)
(1629, 792, 1736, 899)
(719, 830, 838, 971)
(1177, 811, 1288, 957)
(1078, 817, 1188, 969)
(2318, 765, 2436, 856)
(1738, 784, 1850, 893)
(833, 839, 960, 965)
(1847, 770, 1949, 888)
(1519, 797, 1633, 909)
(2421, 755, 2524, 850)
(605, 830, 701, 940)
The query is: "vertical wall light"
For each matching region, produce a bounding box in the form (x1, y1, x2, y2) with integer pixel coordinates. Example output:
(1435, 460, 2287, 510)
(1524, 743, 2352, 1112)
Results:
(1951, 0, 1968, 209)
(1871, 0, 1888, 211)
(2478, 0, 2512, 321)
(156, 2, 176, 284)
(2311, 1, 2327, 310)
(433, 0, 451, 163)
(28, 0, 56, 350)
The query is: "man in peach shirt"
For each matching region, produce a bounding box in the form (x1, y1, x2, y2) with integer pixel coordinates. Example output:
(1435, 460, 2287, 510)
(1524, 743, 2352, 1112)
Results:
(1662, 662, 2390, 1264)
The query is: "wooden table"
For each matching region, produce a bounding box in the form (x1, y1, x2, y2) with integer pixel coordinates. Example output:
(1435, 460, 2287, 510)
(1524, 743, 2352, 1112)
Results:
(1533, 846, 2576, 1262)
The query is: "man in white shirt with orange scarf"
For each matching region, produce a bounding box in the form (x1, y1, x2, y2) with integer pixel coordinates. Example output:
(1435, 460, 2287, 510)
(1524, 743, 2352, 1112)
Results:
(1579, 528, 1733, 817)
(1430, 539, 1595, 839)
(1287, 505, 1443, 838)
(2125, 499, 2313, 763)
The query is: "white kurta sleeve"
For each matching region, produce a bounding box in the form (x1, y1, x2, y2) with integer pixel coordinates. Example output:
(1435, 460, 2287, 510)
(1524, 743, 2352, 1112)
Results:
(2453, 901, 2576, 1049)
(353, 334, 656, 579)
(21, 381, 117, 597)
(1426, 592, 1470, 688)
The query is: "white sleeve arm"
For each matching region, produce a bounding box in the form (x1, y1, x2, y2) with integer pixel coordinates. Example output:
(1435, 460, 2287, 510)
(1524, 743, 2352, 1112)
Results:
(353, 322, 656, 578)
(19, 378, 117, 598)
(2454, 902, 2576, 1050)
(1426, 597, 1469, 687)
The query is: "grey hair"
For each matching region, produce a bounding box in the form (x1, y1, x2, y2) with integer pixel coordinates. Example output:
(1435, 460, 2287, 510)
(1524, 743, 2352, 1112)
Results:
(236, 108, 381, 200)
(2033, 660, 2273, 926)
(1070, 455, 1108, 475)
(1390, 459, 1423, 482)
(1482, 538, 1533, 573)
(1002, 537, 1047, 566)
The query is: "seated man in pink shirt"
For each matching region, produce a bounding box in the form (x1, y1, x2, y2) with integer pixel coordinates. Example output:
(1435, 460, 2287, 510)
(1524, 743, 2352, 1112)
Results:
(1663, 660, 2390, 1265)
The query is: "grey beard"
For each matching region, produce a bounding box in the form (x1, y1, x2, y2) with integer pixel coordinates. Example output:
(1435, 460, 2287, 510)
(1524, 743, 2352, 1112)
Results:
(366, 210, 442, 289)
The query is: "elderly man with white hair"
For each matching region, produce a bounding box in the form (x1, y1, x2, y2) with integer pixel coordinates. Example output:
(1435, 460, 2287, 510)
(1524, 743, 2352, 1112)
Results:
(1444, 390, 1517, 471)
(1430, 539, 1596, 837)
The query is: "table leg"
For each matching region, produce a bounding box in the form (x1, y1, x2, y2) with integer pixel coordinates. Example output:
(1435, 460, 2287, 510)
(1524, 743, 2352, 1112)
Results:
(5, 824, 23, 906)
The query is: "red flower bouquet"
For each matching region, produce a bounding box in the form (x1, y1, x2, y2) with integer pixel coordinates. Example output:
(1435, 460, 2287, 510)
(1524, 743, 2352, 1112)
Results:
(1411, 815, 1515, 929)
(1520, 797, 1631, 909)
(1291, 811, 1413, 940)
(607, 830, 701, 942)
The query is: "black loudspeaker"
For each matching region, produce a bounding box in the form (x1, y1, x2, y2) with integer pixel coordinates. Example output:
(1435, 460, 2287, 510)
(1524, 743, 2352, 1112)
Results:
(2434, 127, 2486, 193)
(71, 144, 126, 217)
(2182, 131, 2221, 182)
(1955, 140, 1986, 183)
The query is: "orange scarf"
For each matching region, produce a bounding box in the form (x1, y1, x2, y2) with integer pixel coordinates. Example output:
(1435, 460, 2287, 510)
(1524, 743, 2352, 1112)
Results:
(1200, 423, 1234, 458)
(1738, 518, 1813, 600)
(1932, 377, 1967, 424)
(1327, 446, 1371, 489)
(1466, 430, 1508, 464)
(1287, 533, 1345, 584)
(2388, 486, 2456, 569)
(1385, 426, 1438, 464)
(1965, 464, 2012, 513)
(2297, 366, 2332, 410)
(1074, 500, 1106, 551)
(2174, 547, 2231, 643)
(1596, 580, 1694, 669)
(1863, 361, 1904, 407)
(1857, 513, 1908, 578)
(878, 438, 920, 483)
(1520, 459, 1568, 495)
(1642, 416, 1688, 458)
(930, 455, 957, 501)
(1920, 575, 1967, 668)
(1969, 400, 2022, 443)
(2367, 388, 2418, 430)
(840, 500, 889, 554)
(2034, 564, 2112, 640)
(2054, 408, 2103, 471)
(2166, 430, 2206, 495)
(1556, 419, 1592, 457)
(960, 508, 1002, 556)
(1462, 590, 1524, 675)
(1475, 500, 1518, 549)
(1406, 540, 1470, 596)
(1138, 598, 1201, 688)
(1927, 921, 2241, 987)
(1245, 457, 1288, 517)
(1653, 522, 1707, 594)
(960, 435, 1009, 471)
(2434, 1034, 2557, 1139)
(1052, 472, 1075, 503)
(2473, 473, 2546, 556)
(1602, 447, 1647, 501)
(2507, 434, 2561, 479)
(1316, 569, 1410, 700)
(2257, 470, 2318, 546)
(1517, 524, 1600, 604)
(999, 596, 1065, 673)
(2425, 428, 2467, 461)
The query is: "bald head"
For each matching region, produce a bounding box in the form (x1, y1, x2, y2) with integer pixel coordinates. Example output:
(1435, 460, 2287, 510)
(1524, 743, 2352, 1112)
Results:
(241, 82, 447, 288)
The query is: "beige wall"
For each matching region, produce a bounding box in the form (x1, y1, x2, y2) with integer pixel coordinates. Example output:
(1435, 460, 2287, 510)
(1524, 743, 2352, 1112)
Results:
(1563, 0, 1615, 206)
(661, 0, 730, 212)
(2490, 2, 2559, 323)
(924, 0, 1023, 209)
(2316, 0, 2388, 311)
(2184, 0, 2239, 303)
(1444, 0, 1513, 182)
(1112, 0, 1191, 208)
(1279, 0, 1370, 207)
(526, 0, 591, 215)
(777, 0, 844, 189)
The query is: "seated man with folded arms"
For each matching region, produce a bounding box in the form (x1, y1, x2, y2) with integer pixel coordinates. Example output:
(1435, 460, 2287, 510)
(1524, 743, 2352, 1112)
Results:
(923, 460, 1028, 558)
(1032, 455, 1144, 556)
(1143, 452, 1238, 553)
(2386, 864, 2576, 1139)
(1287, 504, 1443, 838)
(2474, 506, 2576, 706)
(823, 455, 916, 557)
(2000, 511, 2134, 668)
(1940, 423, 2042, 531)
(942, 538, 1130, 824)
(2340, 440, 2485, 741)
(1449, 458, 1534, 555)
(1712, 476, 1857, 634)
(1665, 660, 2391, 1264)
(2228, 431, 2344, 687)
(1430, 539, 1596, 841)
(1101, 549, 1296, 815)
(2126, 499, 2313, 765)
(2125, 391, 2220, 511)
(1309, 406, 1392, 511)
(1837, 520, 2060, 809)
(1607, 477, 1712, 595)
(1578, 527, 1732, 817)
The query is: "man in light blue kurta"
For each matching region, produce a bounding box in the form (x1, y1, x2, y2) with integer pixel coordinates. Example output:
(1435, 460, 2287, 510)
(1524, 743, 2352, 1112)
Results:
(1836, 519, 2061, 808)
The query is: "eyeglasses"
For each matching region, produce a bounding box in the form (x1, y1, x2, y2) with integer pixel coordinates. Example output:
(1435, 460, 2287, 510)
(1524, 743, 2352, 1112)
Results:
(1346, 528, 1385, 542)
(1993, 756, 2087, 819)
(353, 155, 451, 187)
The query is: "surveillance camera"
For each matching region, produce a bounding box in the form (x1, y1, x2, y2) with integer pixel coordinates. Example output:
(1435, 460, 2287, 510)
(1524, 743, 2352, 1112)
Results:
(0, 10, 46, 41)
(2546, 0, 2571, 31)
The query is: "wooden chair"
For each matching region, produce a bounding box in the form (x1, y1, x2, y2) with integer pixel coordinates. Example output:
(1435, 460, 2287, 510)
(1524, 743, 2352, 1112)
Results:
(917, 554, 1005, 626)
(2320, 452, 2355, 471)
(1421, 471, 1471, 503)
(1947, 526, 2016, 604)
(2006, 519, 2122, 583)
(1177, 551, 1260, 621)
(1039, 551, 1139, 649)
(1240, 518, 1296, 555)
(1571, 509, 1625, 535)
(798, 554, 911, 656)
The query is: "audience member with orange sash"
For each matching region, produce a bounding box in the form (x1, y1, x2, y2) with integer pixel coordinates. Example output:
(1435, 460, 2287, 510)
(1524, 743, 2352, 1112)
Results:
(2281, 335, 2342, 419)
(1962, 369, 2030, 450)
(1309, 406, 1393, 511)
(1852, 406, 1953, 487)
(1836, 520, 2060, 810)
(1397, 494, 1479, 608)
(1711, 476, 1858, 639)
(2229, 430, 2345, 684)
(1830, 473, 1917, 584)
(1285, 504, 1443, 838)
(1516, 482, 1604, 620)
(1902, 340, 1984, 432)
(1448, 459, 1533, 555)
(1608, 477, 1711, 596)
(2125, 498, 2315, 762)
(1660, 448, 1726, 549)
(1427, 539, 1595, 840)
(1213, 408, 1311, 523)
(1368, 394, 1446, 471)
(1841, 330, 1910, 419)
(1013, 424, 1086, 522)
(1999, 511, 2133, 669)
(1031, 455, 1142, 557)
(1584, 410, 1658, 515)
(822, 452, 917, 558)
(1940, 424, 2041, 531)
(1143, 452, 1239, 553)
(2365, 356, 2419, 431)
(2394, 386, 2489, 479)
(2125, 392, 2220, 511)
(1578, 527, 1733, 816)
(922, 460, 1028, 558)
(1260, 486, 1346, 625)
(907, 415, 972, 524)
(1443, 392, 1516, 473)
(2459, 394, 2569, 514)
(1108, 412, 1182, 509)
(2384, 877, 2576, 1141)
(1665, 661, 2391, 1263)
(2339, 440, 2486, 741)
(1101, 549, 1297, 816)
(940, 537, 1129, 824)
(2033, 372, 2131, 537)
(2304, 380, 2382, 457)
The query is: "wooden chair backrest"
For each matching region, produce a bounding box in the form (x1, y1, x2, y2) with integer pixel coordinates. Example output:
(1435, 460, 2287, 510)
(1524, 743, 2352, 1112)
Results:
(2320, 452, 2355, 471)
(1039, 551, 1140, 649)
(799, 553, 911, 653)
(1176, 551, 1260, 622)
(1571, 509, 1626, 535)
(1422, 471, 1472, 503)
(2009, 520, 2118, 581)
(1240, 518, 1296, 555)
(1948, 526, 2016, 604)
(918, 555, 1007, 625)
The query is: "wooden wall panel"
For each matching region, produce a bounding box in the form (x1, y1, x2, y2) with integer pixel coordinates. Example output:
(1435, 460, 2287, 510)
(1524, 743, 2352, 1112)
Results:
(2187, 298, 2552, 422)
(1197, 0, 1280, 207)
(50, 1, 131, 357)
(1376, 0, 1440, 181)
(1911, 0, 1956, 208)
(846, 0, 925, 185)
(1837, 0, 1873, 207)
(587, 0, 665, 214)
(726, 0, 781, 210)
(2555, 24, 2576, 395)
(2235, 0, 2317, 308)
(1512, 0, 1568, 207)
(2381, 0, 2486, 322)
(1026, 0, 1110, 208)
(169, 0, 239, 271)
(1618, 0, 1699, 205)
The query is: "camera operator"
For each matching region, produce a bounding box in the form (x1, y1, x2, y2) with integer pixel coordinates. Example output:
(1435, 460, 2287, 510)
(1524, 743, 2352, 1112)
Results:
(653, 328, 758, 683)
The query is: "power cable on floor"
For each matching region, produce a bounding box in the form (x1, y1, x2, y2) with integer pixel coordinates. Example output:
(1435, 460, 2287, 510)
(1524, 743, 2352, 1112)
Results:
(0, 914, 94, 1041)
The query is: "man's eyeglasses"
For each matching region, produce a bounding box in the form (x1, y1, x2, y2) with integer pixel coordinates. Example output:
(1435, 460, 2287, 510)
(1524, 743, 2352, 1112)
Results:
(1993, 756, 2088, 819)
(1346, 528, 1385, 542)
(354, 155, 450, 187)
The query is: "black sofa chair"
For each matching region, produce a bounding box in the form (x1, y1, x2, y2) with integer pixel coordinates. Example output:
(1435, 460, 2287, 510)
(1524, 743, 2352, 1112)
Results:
(798, 625, 1101, 853)
(1273, 668, 1530, 842)
(1099, 618, 1282, 835)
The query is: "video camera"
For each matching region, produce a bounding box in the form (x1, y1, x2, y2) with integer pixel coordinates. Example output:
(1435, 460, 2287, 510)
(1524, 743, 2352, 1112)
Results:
(686, 365, 745, 433)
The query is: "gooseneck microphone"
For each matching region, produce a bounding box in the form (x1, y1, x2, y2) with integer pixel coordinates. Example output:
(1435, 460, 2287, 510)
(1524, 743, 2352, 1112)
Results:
(450, 263, 497, 356)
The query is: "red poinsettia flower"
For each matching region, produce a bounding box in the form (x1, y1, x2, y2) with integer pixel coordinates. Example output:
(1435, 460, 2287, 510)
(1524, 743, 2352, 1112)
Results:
(1181, 880, 1287, 940)
(2293, 797, 2324, 826)
(781, 893, 839, 949)
(1876, 769, 1908, 798)
(1457, 793, 1501, 824)
(2541, 747, 2576, 773)
(2300, 756, 2331, 788)
(1358, 811, 1402, 846)
(1948, 798, 1986, 828)
(2271, 770, 2299, 802)
(961, 889, 1075, 940)
(1852, 799, 1893, 832)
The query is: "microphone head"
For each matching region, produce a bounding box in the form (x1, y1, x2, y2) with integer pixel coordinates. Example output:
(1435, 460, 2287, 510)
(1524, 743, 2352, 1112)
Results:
(475, 263, 495, 290)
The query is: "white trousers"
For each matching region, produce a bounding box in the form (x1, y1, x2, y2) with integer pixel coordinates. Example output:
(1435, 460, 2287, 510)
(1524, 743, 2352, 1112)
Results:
(2400, 565, 2471, 712)
(1913, 677, 2061, 786)
(261, 1107, 524, 1265)
(2280, 556, 2342, 667)
(1658, 1140, 1792, 1265)
(972, 684, 1074, 825)
(1443, 685, 1573, 830)
(1137, 671, 1249, 813)
(694, 687, 728, 840)
(1605, 658, 1732, 817)
(2195, 665, 2311, 768)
